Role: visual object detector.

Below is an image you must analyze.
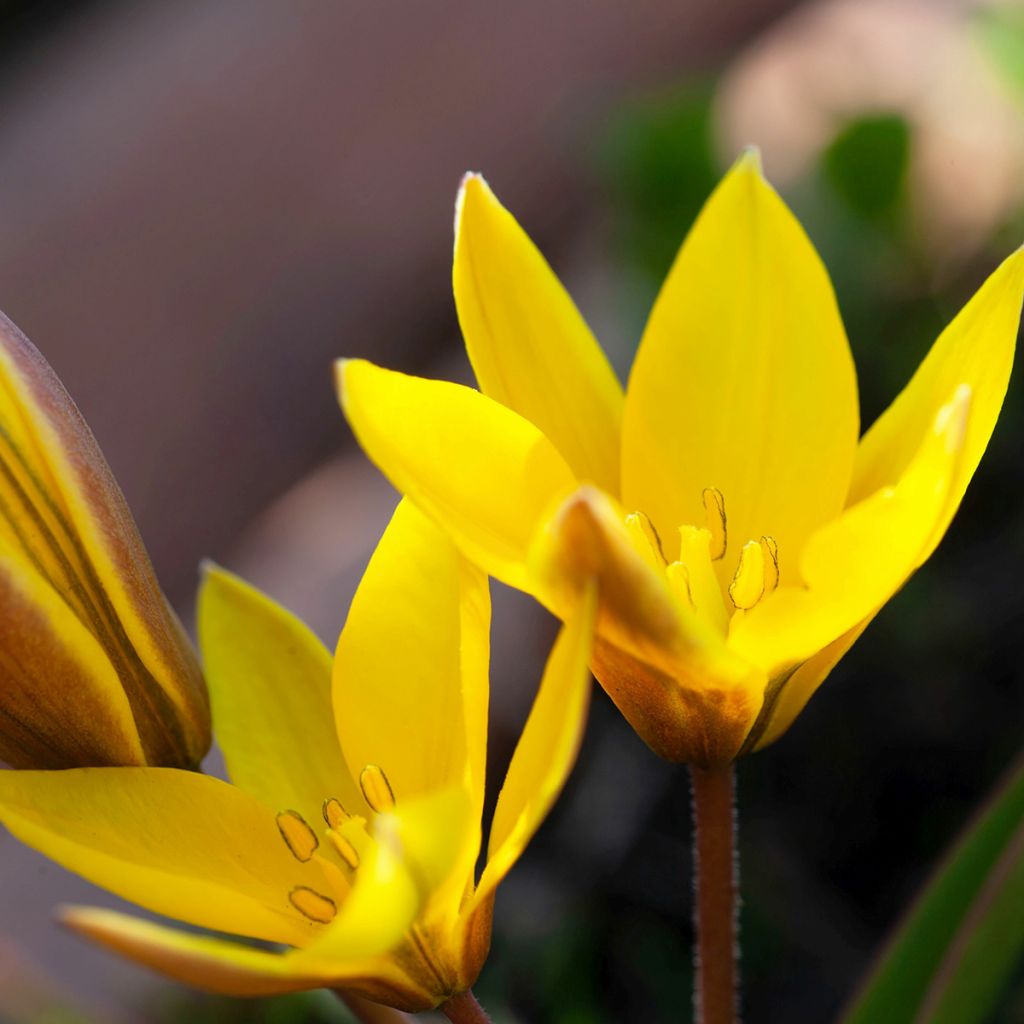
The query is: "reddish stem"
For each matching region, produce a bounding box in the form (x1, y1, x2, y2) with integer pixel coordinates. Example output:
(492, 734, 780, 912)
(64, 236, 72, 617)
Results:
(440, 989, 493, 1024)
(690, 763, 738, 1024)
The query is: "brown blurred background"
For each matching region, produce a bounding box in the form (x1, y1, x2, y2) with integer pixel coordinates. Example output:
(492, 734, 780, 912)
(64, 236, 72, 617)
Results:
(0, 1, 1022, 1021)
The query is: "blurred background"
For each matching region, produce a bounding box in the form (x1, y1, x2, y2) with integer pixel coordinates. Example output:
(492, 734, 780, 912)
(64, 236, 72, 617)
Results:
(0, 0, 1022, 1021)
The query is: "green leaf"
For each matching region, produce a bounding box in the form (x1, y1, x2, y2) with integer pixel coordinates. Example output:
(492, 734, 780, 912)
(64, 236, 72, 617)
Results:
(841, 753, 1024, 1024)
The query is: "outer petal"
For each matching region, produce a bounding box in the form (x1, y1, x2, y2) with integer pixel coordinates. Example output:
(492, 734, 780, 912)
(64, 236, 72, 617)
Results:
(470, 585, 596, 910)
(621, 151, 858, 581)
(0, 314, 209, 767)
(61, 909, 344, 997)
(0, 539, 145, 768)
(454, 175, 623, 492)
(850, 248, 1024, 550)
(198, 565, 363, 828)
(731, 386, 972, 678)
(0, 768, 334, 946)
(337, 360, 576, 592)
(333, 500, 489, 820)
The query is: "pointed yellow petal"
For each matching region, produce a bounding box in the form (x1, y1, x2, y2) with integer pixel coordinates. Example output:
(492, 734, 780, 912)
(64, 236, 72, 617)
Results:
(621, 151, 858, 581)
(334, 500, 489, 818)
(337, 360, 577, 592)
(61, 908, 339, 996)
(454, 175, 623, 491)
(0, 316, 209, 767)
(0, 768, 335, 945)
(0, 540, 145, 768)
(198, 565, 363, 829)
(745, 619, 871, 753)
(471, 586, 596, 909)
(731, 386, 972, 675)
(850, 248, 1024, 557)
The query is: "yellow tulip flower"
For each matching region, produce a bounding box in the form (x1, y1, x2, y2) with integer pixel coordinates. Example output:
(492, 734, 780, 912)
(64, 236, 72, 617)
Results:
(0, 500, 595, 1011)
(0, 315, 209, 769)
(338, 151, 1024, 767)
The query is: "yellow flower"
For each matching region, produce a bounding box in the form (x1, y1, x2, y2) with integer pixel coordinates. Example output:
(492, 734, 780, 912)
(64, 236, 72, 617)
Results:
(0, 500, 595, 1010)
(0, 315, 209, 769)
(338, 151, 1024, 767)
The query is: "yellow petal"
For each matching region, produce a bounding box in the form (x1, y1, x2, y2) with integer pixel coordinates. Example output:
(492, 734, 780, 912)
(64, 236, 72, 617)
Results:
(470, 585, 596, 909)
(0, 316, 209, 767)
(368, 786, 478, 929)
(454, 175, 623, 492)
(198, 565, 363, 829)
(334, 500, 489, 818)
(744, 619, 871, 754)
(0, 539, 145, 768)
(61, 908, 340, 996)
(731, 386, 972, 675)
(0, 768, 335, 946)
(621, 151, 858, 582)
(850, 248, 1024, 558)
(530, 486, 730, 678)
(337, 359, 576, 591)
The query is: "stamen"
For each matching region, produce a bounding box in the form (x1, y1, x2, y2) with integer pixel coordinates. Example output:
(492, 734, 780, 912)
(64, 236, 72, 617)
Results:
(322, 797, 350, 829)
(360, 764, 395, 813)
(702, 488, 727, 560)
(729, 540, 765, 610)
(289, 886, 337, 924)
(760, 536, 779, 593)
(275, 810, 319, 863)
(625, 511, 667, 570)
(666, 561, 696, 611)
(327, 830, 361, 870)
(677, 525, 729, 633)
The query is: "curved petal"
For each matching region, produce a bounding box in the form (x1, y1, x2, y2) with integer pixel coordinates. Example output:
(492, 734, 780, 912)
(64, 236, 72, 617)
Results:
(198, 565, 363, 828)
(334, 500, 489, 818)
(61, 908, 340, 996)
(0, 315, 209, 767)
(0, 539, 145, 768)
(454, 175, 623, 492)
(337, 360, 577, 592)
(469, 585, 596, 911)
(621, 151, 858, 581)
(850, 248, 1024, 554)
(0, 768, 334, 945)
(730, 385, 971, 675)
(746, 618, 870, 754)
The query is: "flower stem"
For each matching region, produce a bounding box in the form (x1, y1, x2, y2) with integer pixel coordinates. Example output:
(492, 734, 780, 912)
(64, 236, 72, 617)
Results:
(689, 763, 738, 1024)
(439, 989, 493, 1024)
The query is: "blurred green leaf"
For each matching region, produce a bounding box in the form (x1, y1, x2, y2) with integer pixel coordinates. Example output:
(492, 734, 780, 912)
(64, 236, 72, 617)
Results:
(841, 753, 1024, 1024)
(974, 5, 1024, 100)
(821, 115, 910, 221)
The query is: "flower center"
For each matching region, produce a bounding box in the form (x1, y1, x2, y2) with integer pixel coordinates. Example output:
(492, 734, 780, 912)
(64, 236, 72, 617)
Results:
(626, 488, 780, 629)
(275, 763, 397, 926)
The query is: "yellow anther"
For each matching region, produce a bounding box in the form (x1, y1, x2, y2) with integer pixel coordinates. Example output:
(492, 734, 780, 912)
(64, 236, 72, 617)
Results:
(702, 487, 727, 560)
(760, 536, 779, 593)
(677, 525, 729, 633)
(322, 797, 350, 830)
(729, 540, 765, 610)
(666, 561, 696, 611)
(289, 885, 337, 924)
(327, 830, 361, 871)
(360, 764, 395, 813)
(625, 511, 667, 570)
(275, 810, 319, 863)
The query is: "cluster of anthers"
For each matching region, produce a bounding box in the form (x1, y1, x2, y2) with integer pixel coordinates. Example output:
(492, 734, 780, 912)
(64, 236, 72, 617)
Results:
(625, 487, 780, 626)
(275, 764, 396, 926)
